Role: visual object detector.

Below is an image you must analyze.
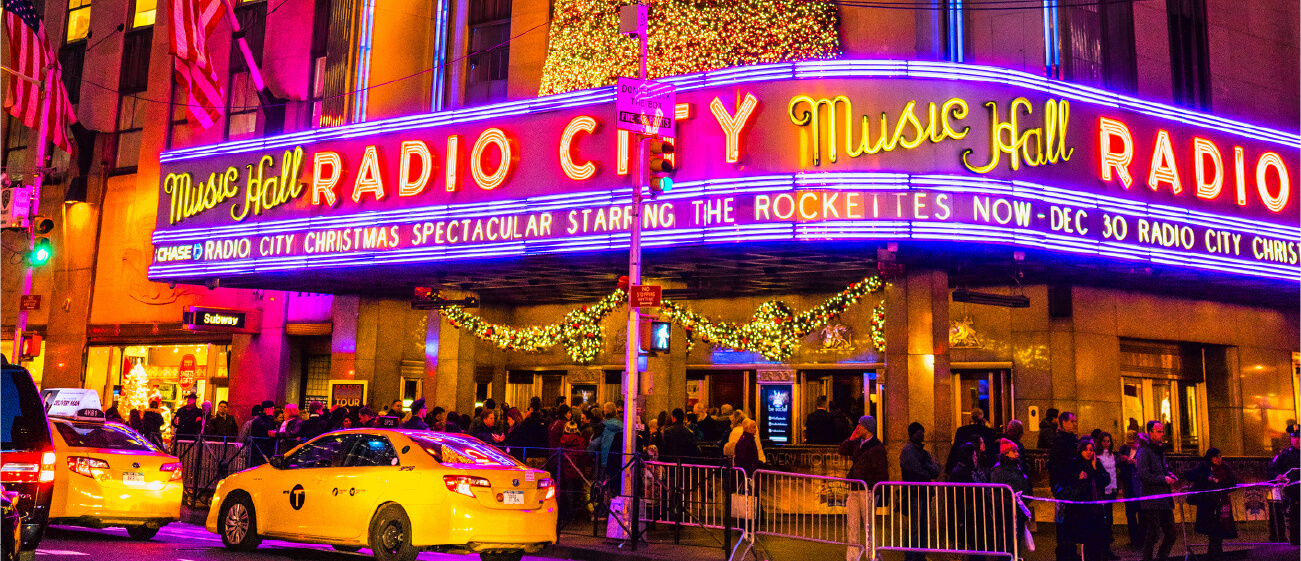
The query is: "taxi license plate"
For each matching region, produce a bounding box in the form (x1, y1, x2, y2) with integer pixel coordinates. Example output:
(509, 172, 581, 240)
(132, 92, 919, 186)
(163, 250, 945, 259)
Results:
(123, 472, 145, 485)
(503, 491, 524, 505)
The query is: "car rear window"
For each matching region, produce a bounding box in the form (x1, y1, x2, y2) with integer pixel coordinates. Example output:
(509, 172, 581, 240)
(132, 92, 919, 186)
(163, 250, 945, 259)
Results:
(2, 365, 52, 452)
(409, 435, 521, 467)
(54, 421, 158, 452)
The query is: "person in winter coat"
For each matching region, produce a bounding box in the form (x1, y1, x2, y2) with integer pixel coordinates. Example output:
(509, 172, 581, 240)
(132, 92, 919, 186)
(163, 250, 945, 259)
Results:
(900, 422, 941, 561)
(558, 420, 589, 520)
(142, 399, 167, 449)
(660, 408, 701, 463)
(1049, 411, 1081, 561)
(991, 439, 1030, 552)
(474, 410, 506, 446)
(512, 408, 551, 464)
(840, 415, 886, 561)
(205, 400, 239, 438)
(1269, 425, 1300, 545)
(804, 396, 838, 444)
(724, 410, 766, 463)
(549, 405, 571, 449)
(172, 393, 205, 440)
(443, 410, 462, 433)
(247, 401, 278, 465)
(733, 420, 762, 475)
(1186, 448, 1237, 560)
(947, 442, 988, 557)
(401, 398, 431, 430)
(1094, 432, 1120, 559)
(1117, 432, 1144, 547)
(1037, 408, 1060, 449)
(1061, 438, 1111, 561)
(1135, 421, 1178, 561)
(276, 404, 304, 454)
(588, 413, 624, 494)
(300, 401, 333, 440)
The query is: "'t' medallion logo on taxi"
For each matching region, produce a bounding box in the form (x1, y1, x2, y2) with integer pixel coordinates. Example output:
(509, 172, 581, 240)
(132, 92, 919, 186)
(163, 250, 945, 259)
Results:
(289, 484, 305, 510)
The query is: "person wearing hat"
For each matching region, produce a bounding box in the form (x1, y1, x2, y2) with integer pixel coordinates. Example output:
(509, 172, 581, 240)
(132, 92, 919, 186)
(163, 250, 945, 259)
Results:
(1269, 424, 1300, 545)
(840, 415, 886, 561)
(248, 400, 279, 466)
(900, 421, 941, 561)
(402, 398, 430, 430)
(172, 391, 205, 441)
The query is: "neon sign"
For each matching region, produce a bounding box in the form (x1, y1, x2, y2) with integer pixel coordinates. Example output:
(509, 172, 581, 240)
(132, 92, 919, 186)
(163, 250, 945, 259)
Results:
(151, 60, 1299, 284)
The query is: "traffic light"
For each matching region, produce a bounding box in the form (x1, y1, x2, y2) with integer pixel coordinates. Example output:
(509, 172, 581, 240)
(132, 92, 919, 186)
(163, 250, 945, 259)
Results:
(27, 216, 53, 267)
(648, 138, 674, 196)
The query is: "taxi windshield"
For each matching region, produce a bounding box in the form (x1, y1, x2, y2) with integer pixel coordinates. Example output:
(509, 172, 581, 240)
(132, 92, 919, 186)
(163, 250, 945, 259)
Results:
(409, 435, 520, 467)
(55, 420, 158, 452)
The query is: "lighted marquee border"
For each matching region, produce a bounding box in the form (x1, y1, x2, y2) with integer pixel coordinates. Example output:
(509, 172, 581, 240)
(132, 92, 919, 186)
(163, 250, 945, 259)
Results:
(152, 59, 1301, 283)
(160, 59, 1300, 164)
(149, 171, 1301, 282)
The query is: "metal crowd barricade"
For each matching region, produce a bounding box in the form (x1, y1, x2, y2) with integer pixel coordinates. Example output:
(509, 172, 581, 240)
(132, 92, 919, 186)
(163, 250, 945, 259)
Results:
(174, 436, 266, 508)
(739, 470, 871, 561)
(871, 481, 1019, 560)
(640, 461, 748, 540)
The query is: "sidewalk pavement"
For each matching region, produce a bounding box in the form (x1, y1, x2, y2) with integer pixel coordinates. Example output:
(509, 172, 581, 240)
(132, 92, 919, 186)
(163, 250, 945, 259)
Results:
(180, 505, 1296, 561)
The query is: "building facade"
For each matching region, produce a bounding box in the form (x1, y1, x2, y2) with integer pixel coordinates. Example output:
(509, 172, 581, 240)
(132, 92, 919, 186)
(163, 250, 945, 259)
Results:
(3, 0, 1297, 469)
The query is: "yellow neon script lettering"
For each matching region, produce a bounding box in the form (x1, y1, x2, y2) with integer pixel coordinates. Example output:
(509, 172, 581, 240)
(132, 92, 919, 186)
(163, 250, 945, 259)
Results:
(165, 166, 240, 225)
(963, 97, 1073, 174)
(789, 96, 971, 166)
(232, 147, 304, 221)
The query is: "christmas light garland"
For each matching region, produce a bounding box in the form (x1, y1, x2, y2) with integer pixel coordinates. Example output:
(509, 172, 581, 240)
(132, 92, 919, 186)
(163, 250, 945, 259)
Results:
(662, 276, 886, 360)
(440, 277, 885, 364)
(539, 0, 840, 96)
(439, 290, 627, 364)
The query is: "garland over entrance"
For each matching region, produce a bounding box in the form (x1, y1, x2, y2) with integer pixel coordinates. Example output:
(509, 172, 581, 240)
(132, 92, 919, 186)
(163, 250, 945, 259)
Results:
(439, 277, 885, 364)
(660, 276, 885, 360)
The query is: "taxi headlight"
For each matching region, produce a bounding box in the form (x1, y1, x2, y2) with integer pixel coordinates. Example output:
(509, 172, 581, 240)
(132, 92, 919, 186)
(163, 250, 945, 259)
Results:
(538, 478, 555, 501)
(443, 475, 491, 498)
(161, 462, 183, 481)
(68, 457, 110, 480)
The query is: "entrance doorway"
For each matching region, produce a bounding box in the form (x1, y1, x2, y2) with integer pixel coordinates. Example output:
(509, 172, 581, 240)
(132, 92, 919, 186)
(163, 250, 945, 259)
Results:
(952, 369, 1012, 433)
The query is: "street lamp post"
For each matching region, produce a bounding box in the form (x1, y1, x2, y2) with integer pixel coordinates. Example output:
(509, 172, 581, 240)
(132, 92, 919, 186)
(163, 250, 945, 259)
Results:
(4, 63, 50, 363)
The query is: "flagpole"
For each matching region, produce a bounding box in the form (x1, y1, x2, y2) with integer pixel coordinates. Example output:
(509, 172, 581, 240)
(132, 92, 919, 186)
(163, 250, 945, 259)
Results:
(11, 62, 51, 363)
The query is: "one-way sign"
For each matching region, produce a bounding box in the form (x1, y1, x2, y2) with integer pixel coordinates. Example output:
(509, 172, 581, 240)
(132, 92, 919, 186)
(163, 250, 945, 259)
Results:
(616, 77, 675, 137)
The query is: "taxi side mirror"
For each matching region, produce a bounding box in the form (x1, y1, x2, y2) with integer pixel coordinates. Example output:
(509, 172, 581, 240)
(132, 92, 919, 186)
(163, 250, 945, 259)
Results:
(269, 455, 285, 469)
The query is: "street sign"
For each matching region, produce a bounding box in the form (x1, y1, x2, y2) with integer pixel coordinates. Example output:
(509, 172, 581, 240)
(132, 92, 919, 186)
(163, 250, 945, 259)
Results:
(629, 284, 662, 308)
(1, 185, 32, 229)
(18, 295, 41, 311)
(616, 78, 675, 137)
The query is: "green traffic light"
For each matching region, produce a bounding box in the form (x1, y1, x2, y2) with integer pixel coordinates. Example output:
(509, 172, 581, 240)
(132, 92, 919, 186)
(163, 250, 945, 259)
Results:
(660, 177, 673, 192)
(28, 238, 51, 266)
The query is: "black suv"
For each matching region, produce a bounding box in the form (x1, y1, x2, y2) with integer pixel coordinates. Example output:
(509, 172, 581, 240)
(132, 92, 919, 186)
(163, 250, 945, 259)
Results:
(1, 358, 54, 559)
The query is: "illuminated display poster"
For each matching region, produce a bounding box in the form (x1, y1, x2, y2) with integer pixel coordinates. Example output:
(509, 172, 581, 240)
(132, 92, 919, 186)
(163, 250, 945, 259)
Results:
(760, 384, 792, 443)
(150, 60, 1300, 284)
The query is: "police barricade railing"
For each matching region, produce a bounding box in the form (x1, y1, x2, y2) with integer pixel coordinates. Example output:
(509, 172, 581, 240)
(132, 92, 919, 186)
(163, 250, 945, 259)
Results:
(640, 459, 749, 551)
(763, 445, 855, 478)
(741, 469, 871, 561)
(871, 481, 1020, 561)
(173, 435, 276, 508)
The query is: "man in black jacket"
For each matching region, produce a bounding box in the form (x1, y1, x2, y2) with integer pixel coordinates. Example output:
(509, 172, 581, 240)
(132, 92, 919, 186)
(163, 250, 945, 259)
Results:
(660, 408, 700, 463)
(804, 396, 837, 444)
(204, 400, 239, 438)
(1270, 425, 1300, 545)
(1136, 420, 1178, 561)
(840, 415, 886, 561)
(1049, 411, 1080, 561)
(172, 392, 205, 440)
(248, 400, 278, 466)
(301, 401, 333, 439)
(952, 407, 998, 465)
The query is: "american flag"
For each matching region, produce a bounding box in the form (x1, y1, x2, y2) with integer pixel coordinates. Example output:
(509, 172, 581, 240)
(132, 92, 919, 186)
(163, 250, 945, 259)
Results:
(3, 0, 77, 154)
(170, 0, 226, 129)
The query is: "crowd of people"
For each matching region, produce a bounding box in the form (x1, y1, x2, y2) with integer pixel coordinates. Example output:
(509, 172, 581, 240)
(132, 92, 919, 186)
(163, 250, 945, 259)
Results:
(100, 391, 1300, 560)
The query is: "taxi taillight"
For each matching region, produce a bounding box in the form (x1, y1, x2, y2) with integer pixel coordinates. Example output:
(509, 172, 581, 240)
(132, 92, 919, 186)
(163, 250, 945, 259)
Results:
(161, 462, 183, 481)
(443, 475, 491, 497)
(539, 478, 555, 501)
(1, 450, 56, 484)
(67, 456, 110, 479)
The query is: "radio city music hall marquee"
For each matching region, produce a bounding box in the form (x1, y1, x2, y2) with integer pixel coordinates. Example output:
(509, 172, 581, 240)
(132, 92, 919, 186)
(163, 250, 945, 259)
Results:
(149, 60, 1300, 285)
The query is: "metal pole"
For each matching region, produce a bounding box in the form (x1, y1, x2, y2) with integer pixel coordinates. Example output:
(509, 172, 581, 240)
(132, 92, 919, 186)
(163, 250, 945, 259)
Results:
(621, 0, 649, 508)
(11, 63, 51, 363)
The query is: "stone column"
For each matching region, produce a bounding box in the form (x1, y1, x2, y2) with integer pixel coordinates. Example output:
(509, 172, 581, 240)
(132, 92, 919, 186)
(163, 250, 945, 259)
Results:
(434, 312, 478, 415)
(330, 295, 359, 382)
(883, 268, 951, 479)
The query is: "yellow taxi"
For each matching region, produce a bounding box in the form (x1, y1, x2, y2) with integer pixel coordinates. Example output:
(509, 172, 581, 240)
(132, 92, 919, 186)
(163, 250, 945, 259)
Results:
(47, 408, 183, 539)
(207, 429, 557, 561)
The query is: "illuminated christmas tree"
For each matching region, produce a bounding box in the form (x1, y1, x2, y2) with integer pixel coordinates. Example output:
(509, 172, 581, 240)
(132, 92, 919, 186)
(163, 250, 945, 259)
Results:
(121, 360, 150, 412)
(539, 0, 840, 96)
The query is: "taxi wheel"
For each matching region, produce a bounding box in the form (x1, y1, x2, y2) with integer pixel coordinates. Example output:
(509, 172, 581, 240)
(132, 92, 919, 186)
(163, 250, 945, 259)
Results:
(479, 551, 525, 561)
(219, 495, 262, 551)
(368, 504, 417, 561)
(125, 526, 159, 540)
